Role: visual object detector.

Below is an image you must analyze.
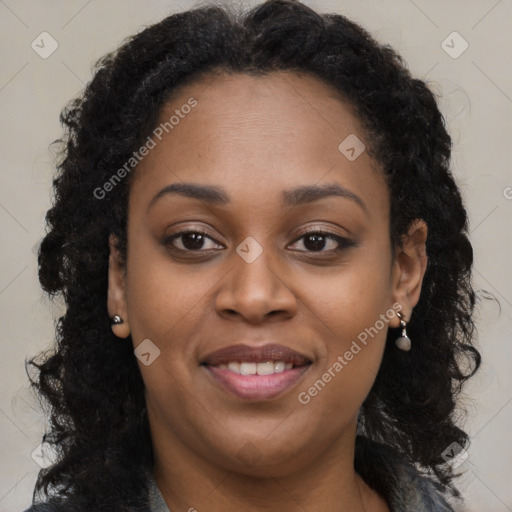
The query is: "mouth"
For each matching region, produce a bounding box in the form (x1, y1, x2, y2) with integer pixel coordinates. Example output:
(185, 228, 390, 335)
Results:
(200, 344, 313, 401)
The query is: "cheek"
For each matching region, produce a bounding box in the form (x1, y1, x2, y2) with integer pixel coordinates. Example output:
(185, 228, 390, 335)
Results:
(124, 249, 210, 426)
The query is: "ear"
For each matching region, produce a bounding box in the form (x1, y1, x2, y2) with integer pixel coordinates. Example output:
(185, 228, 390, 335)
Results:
(389, 219, 428, 328)
(107, 234, 130, 338)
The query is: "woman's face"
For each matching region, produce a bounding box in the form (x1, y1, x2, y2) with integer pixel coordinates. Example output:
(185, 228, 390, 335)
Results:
(108, 71, 426, 477)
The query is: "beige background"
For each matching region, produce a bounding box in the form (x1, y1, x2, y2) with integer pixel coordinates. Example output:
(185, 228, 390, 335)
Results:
(0, 0, 511, 510)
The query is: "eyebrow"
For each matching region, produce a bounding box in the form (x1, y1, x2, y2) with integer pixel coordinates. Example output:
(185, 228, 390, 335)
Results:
(147, 182, 367, 214)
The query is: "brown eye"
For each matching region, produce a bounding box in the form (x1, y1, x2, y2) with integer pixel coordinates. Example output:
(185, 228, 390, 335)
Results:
(288, 230, 356, 253)
(164, 230, 223, 252)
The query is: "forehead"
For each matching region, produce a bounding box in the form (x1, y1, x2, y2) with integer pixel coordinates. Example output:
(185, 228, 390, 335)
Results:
(131, 71, 388, 219)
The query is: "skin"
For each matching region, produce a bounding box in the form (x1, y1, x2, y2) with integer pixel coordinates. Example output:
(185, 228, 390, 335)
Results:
(107, 71, 427, 512)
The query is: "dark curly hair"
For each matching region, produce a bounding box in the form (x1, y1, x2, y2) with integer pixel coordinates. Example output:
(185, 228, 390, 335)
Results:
(26, 0, 481, 509)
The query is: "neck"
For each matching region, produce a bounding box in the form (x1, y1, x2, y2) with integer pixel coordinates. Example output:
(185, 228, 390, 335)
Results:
(151, 423, 389, 512)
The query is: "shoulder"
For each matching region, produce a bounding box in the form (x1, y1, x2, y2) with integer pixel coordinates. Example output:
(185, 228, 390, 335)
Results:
(22, 503, 84, 512)
(22, 472, 156, 512)
(389, 456, 458, 512)
(23, 501, 154, 512)
(23, 506, 62, 512)
(22, 492, 155, 512)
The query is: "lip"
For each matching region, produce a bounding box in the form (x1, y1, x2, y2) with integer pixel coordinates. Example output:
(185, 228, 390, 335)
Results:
(203, 364, 311, 401)
(201, 343, 313, 401)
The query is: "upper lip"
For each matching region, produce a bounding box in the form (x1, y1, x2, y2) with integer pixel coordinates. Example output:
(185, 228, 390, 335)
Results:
(201, 344, 312, 366)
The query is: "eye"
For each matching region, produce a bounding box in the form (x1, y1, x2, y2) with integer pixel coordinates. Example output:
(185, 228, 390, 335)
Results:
(164, 229, 224, 252)
(163, 228, 356, 255)
(288, 230, 355, 253)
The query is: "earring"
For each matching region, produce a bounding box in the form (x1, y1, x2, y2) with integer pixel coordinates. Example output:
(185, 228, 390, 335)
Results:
(395, 311, 411, 351)
(111, 315, 131, 339)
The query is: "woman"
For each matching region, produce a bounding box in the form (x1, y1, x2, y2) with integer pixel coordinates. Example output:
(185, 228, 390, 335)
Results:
(24, 0, 481, 510)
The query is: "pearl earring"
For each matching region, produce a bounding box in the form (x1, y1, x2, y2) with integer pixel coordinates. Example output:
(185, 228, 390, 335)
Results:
(111, 315, 131, 338)
(395, 311, 411, 351)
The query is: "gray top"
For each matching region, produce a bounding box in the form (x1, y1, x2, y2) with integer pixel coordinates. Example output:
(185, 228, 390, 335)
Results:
(147, 472, 170, 512)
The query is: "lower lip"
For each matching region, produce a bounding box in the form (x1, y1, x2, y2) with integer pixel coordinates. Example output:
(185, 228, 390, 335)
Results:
(203, 364, 311, 401)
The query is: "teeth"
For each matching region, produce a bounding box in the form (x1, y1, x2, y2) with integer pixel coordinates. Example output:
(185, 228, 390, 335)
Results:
(240, 362, 257, 375)
(274, 361, 285, 373)
(256, 362, 275, 375)
(227, 362, 240, 373)
(217, 361, 294, 375)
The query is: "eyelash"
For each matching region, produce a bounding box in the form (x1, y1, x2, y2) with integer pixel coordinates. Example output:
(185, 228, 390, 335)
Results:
(163, 228, 356, 255)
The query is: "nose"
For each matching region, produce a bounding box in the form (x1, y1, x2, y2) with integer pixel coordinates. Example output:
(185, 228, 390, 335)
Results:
(214, 244, 297, 324)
